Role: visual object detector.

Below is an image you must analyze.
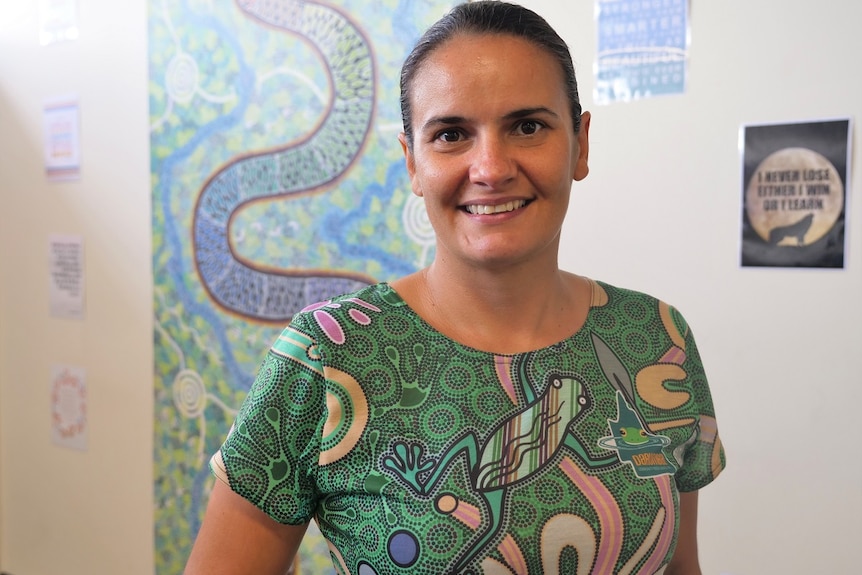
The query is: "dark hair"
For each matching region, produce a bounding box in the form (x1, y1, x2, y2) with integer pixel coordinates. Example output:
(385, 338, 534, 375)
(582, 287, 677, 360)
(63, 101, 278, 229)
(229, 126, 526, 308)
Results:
(400, 1, 582, 150)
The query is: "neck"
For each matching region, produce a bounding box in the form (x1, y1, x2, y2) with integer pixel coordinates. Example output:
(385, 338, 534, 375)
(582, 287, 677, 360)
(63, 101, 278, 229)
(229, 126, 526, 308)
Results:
(426, 257, 562, 309)
(400, 257, 589, 354)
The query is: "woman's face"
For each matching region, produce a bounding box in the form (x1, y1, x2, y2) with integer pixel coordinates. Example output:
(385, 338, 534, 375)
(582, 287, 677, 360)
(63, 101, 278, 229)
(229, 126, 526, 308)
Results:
(400, 33, 590, 271)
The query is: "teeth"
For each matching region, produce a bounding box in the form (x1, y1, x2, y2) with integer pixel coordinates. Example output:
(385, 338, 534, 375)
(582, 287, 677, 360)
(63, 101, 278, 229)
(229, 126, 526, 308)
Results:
(465, 200, 526, 215)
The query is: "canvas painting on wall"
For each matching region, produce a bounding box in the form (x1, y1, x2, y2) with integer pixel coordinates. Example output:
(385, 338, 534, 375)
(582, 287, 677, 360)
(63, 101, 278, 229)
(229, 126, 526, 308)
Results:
(148, 1, 453, 573)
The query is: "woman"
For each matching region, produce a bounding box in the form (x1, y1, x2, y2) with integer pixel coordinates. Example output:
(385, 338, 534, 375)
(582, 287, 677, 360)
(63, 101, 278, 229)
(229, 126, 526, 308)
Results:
(185, 2, 725, 574)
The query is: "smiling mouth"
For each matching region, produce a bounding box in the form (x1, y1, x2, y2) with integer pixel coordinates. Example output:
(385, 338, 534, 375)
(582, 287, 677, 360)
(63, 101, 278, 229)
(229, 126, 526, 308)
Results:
(464, 199, 528, 215)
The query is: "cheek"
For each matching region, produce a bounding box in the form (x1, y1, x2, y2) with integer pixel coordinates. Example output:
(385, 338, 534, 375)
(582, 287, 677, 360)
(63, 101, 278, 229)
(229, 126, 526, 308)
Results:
(416, 197, 446, 238)
(534, 155, 575, 195)
(553, 147, 579, 187)
(410, 163, 453, 199)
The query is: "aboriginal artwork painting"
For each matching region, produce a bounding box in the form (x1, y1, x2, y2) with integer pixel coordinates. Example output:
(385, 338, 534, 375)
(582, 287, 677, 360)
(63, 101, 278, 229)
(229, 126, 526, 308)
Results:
(149, 1, 452, 572)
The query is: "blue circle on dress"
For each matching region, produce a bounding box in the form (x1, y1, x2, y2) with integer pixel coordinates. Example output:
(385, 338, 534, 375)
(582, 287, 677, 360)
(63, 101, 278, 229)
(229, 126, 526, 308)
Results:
(388, 530, 419, 567)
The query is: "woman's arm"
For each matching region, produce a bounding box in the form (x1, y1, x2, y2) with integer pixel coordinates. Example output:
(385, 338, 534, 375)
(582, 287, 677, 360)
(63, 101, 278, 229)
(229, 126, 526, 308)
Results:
(665, 489, 702, 575)
(184, 479, 309, 575)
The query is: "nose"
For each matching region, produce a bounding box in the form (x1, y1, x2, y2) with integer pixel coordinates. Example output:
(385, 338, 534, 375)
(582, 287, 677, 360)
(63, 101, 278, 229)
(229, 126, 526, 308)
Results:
(468, 134, 516, 188)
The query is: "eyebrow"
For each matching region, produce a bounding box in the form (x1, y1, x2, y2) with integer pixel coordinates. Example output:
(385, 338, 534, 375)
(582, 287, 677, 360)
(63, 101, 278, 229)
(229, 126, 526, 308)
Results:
(419, 107, 560, 133)
(504, 107, 559, 121)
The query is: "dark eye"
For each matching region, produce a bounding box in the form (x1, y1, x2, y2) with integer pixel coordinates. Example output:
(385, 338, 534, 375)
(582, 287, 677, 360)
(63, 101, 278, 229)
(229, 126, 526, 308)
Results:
(620, 428, 628, 437)
(516, 120, 543, 136)
(436, 129, 462, 143)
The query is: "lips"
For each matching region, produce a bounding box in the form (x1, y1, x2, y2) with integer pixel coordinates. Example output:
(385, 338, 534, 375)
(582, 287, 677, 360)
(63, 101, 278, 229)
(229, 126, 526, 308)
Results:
(464, 199, 528, 215)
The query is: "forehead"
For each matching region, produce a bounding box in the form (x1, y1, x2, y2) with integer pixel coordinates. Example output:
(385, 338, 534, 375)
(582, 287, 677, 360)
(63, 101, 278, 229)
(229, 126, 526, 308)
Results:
(410, 33, 568, 114)
(411, 33, 565, 95)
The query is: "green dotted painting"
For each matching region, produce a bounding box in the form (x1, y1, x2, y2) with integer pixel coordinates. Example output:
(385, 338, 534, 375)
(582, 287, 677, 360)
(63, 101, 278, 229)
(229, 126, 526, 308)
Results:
(149, 1, 452, 572)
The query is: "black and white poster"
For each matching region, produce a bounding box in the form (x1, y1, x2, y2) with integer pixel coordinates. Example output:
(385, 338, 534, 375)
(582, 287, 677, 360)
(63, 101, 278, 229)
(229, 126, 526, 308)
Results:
(741, 118, 851, 268)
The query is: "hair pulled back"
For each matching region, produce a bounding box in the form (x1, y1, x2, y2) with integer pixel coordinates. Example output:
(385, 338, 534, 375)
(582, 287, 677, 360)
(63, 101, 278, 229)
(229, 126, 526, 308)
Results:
(399, 1, 583, 150)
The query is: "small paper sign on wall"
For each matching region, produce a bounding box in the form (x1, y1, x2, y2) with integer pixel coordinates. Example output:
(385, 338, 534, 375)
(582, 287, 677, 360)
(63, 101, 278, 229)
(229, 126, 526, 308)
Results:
(43, 95, 81, 181)
(49, 234, 85, 319)
(740, 118, 851, 268)
(39, 0, 79, 45)
(51, 364, 88, 451)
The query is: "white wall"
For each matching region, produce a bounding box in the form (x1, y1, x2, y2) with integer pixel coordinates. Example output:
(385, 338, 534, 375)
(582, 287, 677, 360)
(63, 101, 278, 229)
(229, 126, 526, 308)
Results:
(538, 0, 862, 573)
(1, 1, 860, 574)
(0, 0, 154, 574)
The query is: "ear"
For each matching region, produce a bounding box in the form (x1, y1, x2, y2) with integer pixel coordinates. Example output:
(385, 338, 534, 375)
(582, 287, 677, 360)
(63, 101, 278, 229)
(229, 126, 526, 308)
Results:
(573, 111, 591, 182)
(398, 132, 423, 196)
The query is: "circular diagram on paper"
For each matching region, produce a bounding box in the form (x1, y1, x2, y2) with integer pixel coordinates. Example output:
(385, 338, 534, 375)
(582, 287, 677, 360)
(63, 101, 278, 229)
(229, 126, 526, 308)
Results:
(52, 369, 87, 439)
(745, 147, 843, 246)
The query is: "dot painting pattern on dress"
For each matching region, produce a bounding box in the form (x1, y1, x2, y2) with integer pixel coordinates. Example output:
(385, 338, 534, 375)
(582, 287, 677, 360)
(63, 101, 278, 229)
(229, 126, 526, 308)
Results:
(212, 280, 725, 574)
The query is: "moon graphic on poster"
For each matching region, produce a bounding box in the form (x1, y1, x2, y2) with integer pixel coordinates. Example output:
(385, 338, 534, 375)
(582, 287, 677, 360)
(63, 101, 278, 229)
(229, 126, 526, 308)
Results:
(745, 147, 843, 246)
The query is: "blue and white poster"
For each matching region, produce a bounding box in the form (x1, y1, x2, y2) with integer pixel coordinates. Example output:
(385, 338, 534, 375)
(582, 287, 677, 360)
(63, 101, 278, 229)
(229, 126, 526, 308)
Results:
(595, 0, 690, 104)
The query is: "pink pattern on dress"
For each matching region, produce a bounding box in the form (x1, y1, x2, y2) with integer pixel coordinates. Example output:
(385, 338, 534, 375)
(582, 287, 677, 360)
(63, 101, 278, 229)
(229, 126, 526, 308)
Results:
(636, 475, 675, 574)
(348, 308, 372, 325)
(301, 300, 342, 313)
(559, 455, 623, 572)
(313, 309, 345, 344)
(494, 355, 518, 405)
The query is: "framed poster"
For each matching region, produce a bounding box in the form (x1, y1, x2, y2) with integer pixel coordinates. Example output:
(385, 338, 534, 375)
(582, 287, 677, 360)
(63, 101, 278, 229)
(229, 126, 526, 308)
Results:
(740, 118, 851, 268)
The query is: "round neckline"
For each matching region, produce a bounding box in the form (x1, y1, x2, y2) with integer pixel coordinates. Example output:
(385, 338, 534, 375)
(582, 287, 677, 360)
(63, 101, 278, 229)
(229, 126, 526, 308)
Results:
(375, 279, 597, 357)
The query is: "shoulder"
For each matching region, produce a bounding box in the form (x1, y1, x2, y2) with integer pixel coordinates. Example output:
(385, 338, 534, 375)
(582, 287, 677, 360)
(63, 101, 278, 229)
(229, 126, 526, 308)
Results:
(284, 282, 407, 343)
(291, 283, 395, 322)
(587, 278, 695, 343)
(588, 278, 672, 314)
(591, 278, 662, 305)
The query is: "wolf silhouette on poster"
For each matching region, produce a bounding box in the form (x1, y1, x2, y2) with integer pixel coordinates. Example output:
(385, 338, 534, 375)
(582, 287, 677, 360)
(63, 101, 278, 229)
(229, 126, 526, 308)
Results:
(767, 213, 814, 246)
(149, 1, 451, 572)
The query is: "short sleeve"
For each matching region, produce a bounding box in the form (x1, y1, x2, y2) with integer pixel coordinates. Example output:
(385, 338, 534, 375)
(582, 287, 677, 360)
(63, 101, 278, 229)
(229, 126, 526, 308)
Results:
(209, 323, 326, 524)
(672, 315, 726, 492)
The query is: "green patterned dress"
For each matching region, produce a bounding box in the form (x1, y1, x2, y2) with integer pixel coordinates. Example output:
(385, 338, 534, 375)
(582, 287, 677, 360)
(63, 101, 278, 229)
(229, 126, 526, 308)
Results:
(211, 279, 725, 574)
